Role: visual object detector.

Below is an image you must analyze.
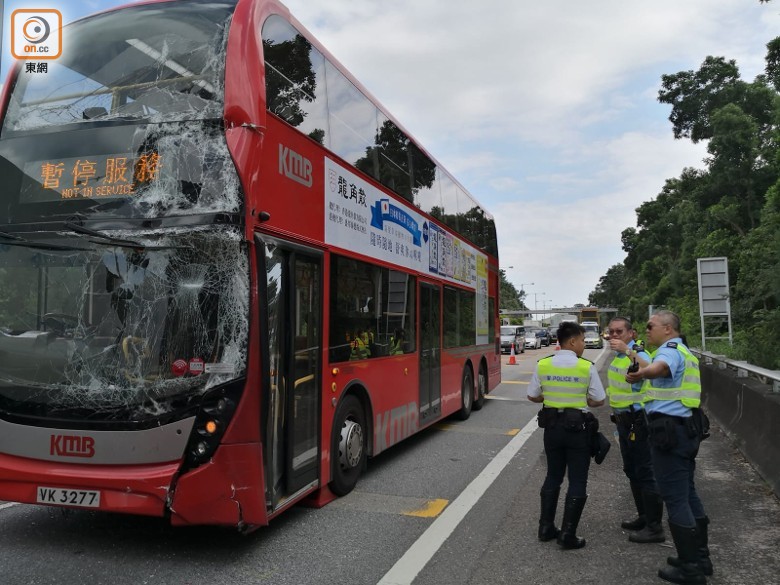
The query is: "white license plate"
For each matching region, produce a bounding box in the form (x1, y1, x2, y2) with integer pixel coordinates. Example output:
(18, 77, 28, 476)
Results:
(36, 486, 101, 508)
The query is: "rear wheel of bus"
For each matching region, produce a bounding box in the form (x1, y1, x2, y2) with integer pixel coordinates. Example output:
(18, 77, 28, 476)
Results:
(330, 394, 367, 496)
(456, 366, 474, 420)
(473, 362, 487, 411)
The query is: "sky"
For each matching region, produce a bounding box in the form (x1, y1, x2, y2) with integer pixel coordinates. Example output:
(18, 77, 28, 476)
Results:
(1, 0, 779, 315)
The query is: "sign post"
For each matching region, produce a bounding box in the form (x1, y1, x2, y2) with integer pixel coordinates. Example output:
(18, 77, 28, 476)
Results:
(697, 257, 733, 351)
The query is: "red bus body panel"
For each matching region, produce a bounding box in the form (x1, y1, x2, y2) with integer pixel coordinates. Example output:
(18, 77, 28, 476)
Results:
(0, 453, 178, 517)
(0, 0, 501, 528)
(169, 443, 268, 527)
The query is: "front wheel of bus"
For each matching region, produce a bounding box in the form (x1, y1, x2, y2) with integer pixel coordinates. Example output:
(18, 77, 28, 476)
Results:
(330, 395, 366, 496)
(456, 367, 474, 420)
(473, 364, 487, 411)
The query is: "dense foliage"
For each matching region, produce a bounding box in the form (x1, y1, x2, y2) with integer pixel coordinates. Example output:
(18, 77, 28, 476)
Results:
(499, 269, 527, 313)
(589, 38, 780, 369)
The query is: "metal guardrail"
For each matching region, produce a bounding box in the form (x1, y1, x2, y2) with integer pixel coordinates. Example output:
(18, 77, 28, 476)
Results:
(691, 348, 780, 393)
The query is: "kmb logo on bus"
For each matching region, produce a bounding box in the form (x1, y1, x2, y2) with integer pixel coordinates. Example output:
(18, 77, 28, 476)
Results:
(50, 434, 96, 458)
(279, 144, 312, 187)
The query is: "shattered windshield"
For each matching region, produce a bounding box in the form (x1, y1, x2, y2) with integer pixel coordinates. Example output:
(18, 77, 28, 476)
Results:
(0, 228, 248, 421)
(1, 0, 236, 133)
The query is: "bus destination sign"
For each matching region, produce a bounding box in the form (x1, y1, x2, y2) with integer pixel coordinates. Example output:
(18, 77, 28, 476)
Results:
(20, 152, 163, 203)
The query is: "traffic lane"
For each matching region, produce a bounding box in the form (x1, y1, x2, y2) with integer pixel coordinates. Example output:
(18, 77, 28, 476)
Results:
(0, 391, 537, 585)
(458, 419, 780, 585)
(423, 359, 780, 585)
(497, 346, 608, 380)
(411, 413, 546, 585)
(411, 354, 607, 585)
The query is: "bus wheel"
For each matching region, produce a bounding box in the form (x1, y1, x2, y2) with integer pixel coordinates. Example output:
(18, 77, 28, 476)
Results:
(456, 367, 474, 420)
(330, 395, 366, 496)
(473, 364, 487, 411)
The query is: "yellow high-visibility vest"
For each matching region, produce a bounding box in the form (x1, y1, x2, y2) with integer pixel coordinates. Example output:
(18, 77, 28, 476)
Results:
(390, 336, 404, 355)
(350, 336, 369, 360)
(538, 357, 590, 409)
(607, 354, 644, 408)
(644, 343, 701, 408)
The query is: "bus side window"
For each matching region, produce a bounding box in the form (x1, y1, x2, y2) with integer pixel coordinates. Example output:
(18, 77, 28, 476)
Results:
(329, 255, 415, 362)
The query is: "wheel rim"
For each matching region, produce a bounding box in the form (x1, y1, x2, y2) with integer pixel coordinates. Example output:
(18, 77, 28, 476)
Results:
(463, 374, 473, 409)
(478, 371, 486, 398)
(339, 418, 364, 469)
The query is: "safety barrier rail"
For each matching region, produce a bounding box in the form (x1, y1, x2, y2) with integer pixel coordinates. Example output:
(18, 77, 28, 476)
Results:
(690, 348, 780, 393)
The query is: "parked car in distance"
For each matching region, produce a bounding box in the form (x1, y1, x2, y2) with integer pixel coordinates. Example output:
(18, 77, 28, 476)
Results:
(524, 328, 542, 350)
(536, 329, 551, 347)
(500, 325, 525, 354)
(584, 330, 603, 349)
(548, 329, 557, 343)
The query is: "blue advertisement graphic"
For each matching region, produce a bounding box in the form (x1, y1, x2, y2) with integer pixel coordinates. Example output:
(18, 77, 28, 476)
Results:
(370, 198, 422, 246)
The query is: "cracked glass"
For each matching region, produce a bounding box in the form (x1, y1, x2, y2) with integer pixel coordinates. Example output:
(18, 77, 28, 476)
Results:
(2, 1, 237, 134)
(0, 229, 248, 422)
(0, 1, 249, 423)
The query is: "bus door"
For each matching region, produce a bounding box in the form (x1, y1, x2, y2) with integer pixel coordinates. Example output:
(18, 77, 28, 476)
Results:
(258, 236, 321, 509)
(419, 282, 441, 423)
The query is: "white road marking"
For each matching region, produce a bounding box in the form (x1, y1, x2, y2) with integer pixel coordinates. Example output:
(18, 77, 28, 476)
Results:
(0, 502, 20, 511)
(376, 416, 538, 585)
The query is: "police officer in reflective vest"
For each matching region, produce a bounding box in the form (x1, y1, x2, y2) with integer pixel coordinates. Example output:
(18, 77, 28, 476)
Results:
(527, 321, 606, 549)
(350, 329, 370, 360)
(606, 316, 665, 544)
(389, 328, 405, 355)
(626, 310, 712, 584)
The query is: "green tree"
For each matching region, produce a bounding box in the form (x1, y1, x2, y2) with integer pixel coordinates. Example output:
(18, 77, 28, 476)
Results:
(499, 270, 526, 311)
(658, 56, 742, 142)
(588, 264, 627, 308)
(590, 37, 780, 367)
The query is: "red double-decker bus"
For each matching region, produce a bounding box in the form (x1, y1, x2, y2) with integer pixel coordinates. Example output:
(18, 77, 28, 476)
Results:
(0, 0, 500, 529)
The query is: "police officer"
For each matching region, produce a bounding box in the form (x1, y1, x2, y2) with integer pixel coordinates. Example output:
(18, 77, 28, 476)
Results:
(350, 328, 370, 360)
(626, 310, 711, 584)
(528, 321, 606, 549)
(606, 317, 665, 544)
(390, 328, 405, 355)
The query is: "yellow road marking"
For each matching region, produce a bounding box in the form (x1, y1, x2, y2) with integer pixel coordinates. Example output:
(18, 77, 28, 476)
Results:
(402, 498, 449, 518)
(329, 491, 449, 518)
(435, 422, 520, 436)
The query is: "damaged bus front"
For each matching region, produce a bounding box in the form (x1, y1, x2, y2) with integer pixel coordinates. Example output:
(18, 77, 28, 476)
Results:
(0, 0, 262, 526)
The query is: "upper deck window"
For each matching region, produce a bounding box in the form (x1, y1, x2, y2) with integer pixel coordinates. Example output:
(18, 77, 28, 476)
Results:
(261, 14, 498, 258)
(2, 0, 237, 135)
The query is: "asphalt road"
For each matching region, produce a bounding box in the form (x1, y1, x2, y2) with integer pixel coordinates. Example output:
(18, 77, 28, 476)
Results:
(1, 346, 778, 585)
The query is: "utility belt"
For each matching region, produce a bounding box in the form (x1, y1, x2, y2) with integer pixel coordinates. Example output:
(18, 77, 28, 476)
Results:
(610, 409, 646, 428)
(647, 412, 686, 424)
(537, 407, 595, 432)
(645, 409, 710, 450)
(610, 409, 648, 442)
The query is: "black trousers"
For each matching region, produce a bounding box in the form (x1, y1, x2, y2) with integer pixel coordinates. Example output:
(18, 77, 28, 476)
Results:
(651, 422, 706, 526)
(541, 422, 591, 497)
(615, 413, 657, 492)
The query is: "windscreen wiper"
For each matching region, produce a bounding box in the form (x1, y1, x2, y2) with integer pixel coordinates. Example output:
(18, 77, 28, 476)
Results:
(63, 222, 193, 251)
(0, 231, 90, 252)
(0, 231, 24, 241)
(64, 221, 143, 248)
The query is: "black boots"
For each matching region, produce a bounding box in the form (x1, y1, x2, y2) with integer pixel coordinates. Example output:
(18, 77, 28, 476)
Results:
(540, 491, 587, 550)
(557, 494, 587, 549)
(629, 491, 666, 543)
(622, 482, 646, 530)
(667, 516, 713, 576)
(658, 522, 707, 584)
(538, 488, 560, 541)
